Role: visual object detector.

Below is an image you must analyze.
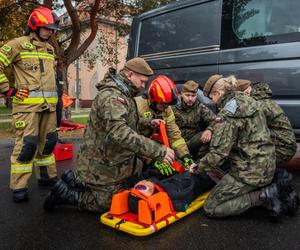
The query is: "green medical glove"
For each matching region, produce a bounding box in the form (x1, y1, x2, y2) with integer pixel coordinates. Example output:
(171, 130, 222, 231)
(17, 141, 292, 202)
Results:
(182, 155, 194, 169)
(153, 161, 174, 176)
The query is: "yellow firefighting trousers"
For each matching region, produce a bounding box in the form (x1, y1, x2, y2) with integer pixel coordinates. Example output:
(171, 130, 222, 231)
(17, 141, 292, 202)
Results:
(10, 110, 57, 190)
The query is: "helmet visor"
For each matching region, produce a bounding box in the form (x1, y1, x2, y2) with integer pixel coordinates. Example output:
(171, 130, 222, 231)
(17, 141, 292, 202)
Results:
(44, 23, 60, 30)
(159, 92, 178, 106)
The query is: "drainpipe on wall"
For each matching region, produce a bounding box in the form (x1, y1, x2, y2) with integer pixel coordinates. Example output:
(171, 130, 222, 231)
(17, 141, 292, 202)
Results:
(75, 58, 81, 113)
(115, 28, 118, 71)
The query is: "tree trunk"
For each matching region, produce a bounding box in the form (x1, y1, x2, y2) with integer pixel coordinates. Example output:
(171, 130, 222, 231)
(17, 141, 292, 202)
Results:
(62, 63, 72, 121)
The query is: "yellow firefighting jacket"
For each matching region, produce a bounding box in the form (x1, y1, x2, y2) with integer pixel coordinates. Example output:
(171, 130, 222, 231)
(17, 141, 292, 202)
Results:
(135, 96, 189, 158)
(0, 32, 57, 114)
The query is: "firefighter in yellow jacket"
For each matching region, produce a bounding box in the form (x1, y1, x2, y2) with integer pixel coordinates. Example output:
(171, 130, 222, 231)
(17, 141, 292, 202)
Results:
(0, 7, 60, 202)
(135, 75, 194, 176)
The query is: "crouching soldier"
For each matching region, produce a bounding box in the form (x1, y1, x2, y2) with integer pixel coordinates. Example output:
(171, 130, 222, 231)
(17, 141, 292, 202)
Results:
(237, 80, 297, 165)
(172, 80, 215, 159)
(237, 80, 299, 215)
(135, 75, 194, 178)
(190, 74, 297, 220)
(43, 57, 175, 213)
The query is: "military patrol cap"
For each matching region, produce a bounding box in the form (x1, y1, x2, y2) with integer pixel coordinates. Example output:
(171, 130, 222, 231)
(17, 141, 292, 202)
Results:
(237, 79, 251, 91)
(125, 57, 154, 76)
(182, 80, 199, 93)
(203, 74, 223, 97)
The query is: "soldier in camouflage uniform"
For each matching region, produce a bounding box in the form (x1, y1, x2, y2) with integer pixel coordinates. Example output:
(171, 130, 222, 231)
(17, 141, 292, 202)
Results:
(135, 75, 195, 177)
(237, 80, 297, 165)
(172, 80, 215, 159)
(190, 74, 288, 219)
(44, 58, 175, 212)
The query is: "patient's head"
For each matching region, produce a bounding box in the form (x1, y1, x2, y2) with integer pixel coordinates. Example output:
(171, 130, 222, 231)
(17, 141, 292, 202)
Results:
(128, 180, 156, 213)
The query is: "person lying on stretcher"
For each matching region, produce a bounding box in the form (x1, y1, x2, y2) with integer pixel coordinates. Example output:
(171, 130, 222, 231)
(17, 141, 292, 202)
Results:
(128, 167, 226, 212)
(128, 166, 298, 221)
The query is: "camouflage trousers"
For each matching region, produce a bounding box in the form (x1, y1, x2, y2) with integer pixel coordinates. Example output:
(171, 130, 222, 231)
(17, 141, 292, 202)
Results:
(275, 144, 297, 165)
(78, 183, 125, 213)
(76, 158, 144, 213)
(204, 174, 257, 217)
(187, 132, 210, 160)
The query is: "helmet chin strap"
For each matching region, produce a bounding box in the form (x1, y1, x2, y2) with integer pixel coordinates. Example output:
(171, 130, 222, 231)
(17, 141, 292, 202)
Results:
(149, 103, 158, 112)
(24, 26, 31, 36)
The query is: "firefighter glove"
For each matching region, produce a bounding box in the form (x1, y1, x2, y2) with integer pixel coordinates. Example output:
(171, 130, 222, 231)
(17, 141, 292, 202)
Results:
(6, 87, 29, 101)
(182, 155, 194, 169)
(153, 161, 174, 176)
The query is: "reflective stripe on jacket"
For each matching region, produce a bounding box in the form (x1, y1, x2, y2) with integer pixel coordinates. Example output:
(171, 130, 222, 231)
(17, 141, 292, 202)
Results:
(13, 91, 58, 104)
(0, 32, 57, 113)
(135, 96, 189, 158)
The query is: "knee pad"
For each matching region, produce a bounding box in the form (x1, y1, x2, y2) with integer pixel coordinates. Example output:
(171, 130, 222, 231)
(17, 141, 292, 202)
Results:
(42, 132, 58, 155)
(17, 136, 38, 162)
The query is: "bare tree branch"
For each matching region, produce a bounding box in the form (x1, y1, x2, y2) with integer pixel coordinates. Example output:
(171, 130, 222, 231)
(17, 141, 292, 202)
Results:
(67, 0, 100, 65)
(43, 0, 52, 8)
(64, 0, 81, 58)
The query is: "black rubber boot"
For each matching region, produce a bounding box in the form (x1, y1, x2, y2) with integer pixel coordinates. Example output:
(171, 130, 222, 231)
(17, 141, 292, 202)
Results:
(273, 168, 299, 216)
(259, 183, 284, 221)
(273, 168, 293, 194)
(283, 190, 300, 216)
(38, 177, 58, 187)
(61, 170, 85, 190)
(43, 179, 79, 211)
(13, 188, 28, 203)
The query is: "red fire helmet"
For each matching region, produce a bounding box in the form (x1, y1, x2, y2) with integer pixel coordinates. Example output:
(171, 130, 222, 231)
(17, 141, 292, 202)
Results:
(148, 75, 178, 105)
(28, 7, 60, 31)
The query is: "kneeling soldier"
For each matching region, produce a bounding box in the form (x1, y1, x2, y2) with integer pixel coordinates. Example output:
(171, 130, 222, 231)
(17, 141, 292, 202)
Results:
(172, 80, 215, 159)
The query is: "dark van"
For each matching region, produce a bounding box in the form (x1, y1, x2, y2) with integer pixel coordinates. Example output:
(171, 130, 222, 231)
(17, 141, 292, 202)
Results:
(127, 0, 300, 139)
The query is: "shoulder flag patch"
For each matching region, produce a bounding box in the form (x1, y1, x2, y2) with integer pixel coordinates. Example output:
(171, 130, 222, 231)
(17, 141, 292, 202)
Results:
(117, 97, 127, 105)
(224, 99, 237, 114)
(214, 116, 222, 123)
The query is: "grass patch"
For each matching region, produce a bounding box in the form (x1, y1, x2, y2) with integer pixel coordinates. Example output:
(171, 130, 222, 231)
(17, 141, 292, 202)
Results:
(72, 117, 88, 124)
(0, 106, 11, 114)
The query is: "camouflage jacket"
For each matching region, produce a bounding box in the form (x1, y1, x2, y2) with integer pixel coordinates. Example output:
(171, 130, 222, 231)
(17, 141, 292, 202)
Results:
(172, 96, 215, 141)
(135, 95, 189, 159)
(252, 82, 297, 151)
(198, 91, 275, 187)
(76, 69, 166, 186)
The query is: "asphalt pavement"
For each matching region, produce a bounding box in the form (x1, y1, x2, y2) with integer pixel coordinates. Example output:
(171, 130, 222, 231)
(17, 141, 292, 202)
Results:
(1, 138, 300, 250)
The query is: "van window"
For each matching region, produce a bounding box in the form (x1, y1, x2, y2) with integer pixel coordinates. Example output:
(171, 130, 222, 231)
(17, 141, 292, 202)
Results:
(138, 1, 220, 56)
(222, 0, 300, 49)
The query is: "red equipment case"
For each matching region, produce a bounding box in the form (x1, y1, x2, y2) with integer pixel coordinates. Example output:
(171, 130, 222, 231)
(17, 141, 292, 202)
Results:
(53, 144, 73, 161)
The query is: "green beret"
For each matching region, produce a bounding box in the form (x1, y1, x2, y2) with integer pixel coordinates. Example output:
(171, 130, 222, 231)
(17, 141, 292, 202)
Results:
(182, 80, 199, 93)
(203, 74, 223, 97)
(125, 57, 153, 76)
